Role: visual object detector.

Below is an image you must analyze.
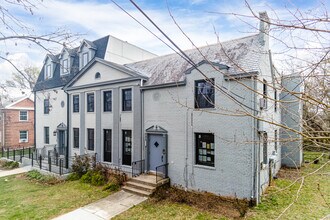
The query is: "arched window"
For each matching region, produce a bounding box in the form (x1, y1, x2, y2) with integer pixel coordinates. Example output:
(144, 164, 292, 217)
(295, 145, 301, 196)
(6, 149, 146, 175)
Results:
(95, 72, 101, 79)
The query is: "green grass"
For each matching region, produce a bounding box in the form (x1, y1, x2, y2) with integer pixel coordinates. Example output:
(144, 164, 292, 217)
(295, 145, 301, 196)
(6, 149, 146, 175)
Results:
(114, 151, 330, 220)
(0, 174, 110, 220)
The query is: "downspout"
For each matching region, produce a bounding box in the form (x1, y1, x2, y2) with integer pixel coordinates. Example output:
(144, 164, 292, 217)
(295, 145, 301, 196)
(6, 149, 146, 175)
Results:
(140, 79, 145, 171)
(34, 92, 36, 149)
(64, 89, 69, 169)
(2, 111, 5, 147)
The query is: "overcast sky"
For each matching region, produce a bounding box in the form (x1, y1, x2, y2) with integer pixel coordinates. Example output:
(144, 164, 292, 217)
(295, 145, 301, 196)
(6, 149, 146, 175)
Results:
(0, 0, 326, 83)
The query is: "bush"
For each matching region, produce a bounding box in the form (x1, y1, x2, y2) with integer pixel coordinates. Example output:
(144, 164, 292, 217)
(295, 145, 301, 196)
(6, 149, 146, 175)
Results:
(80, 170, 93, 184)
(0, 160, 19, 169)
(71, 154, 91, 178)
(103, 181, 120, 192)
(26, 170, 62, 185)
(91, 171, 106, 186)
(66, 172, 80, 181)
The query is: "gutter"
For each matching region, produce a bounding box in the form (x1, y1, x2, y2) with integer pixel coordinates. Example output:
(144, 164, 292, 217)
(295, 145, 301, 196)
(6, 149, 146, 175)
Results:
(64, 89, 69, 168)
(141, 81, 186, 90)
(140, 79, 145, 171)
(34, 92, 36, 149)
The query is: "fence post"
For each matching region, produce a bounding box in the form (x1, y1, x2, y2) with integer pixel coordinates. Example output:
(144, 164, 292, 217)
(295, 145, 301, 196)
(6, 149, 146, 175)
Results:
(59, 159, 63, 176)
(23, 147, 25, 157)
(6, 148, 9, 159)
(31, 153, 33, 167)
(1, 147, 3, 157)
(29, 147, 31, 159)
(56, 152, 59, 166)
(13, 149, 15, 161)
(39, 155, 42, 170)
(48, 155, 51, 172)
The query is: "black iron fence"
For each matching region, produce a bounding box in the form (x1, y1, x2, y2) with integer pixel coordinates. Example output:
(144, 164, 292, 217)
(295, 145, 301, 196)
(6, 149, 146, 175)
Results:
(132, 159, 145, 177)
(156, 163, 169, 183)
(1, 146, 34, 162)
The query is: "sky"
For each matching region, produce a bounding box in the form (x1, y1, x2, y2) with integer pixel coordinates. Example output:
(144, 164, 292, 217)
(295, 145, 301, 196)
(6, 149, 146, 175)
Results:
(0, 0, 328, 83)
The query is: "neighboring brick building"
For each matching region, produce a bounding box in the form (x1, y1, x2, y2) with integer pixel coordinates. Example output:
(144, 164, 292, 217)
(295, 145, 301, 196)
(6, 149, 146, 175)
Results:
(0, 96, 34, 149)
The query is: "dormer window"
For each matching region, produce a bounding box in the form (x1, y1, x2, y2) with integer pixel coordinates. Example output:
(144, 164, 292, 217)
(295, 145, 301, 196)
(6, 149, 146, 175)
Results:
(45, 64, 52, 80)
(62, 59, 69, 75)
(82, 52, 89, 67)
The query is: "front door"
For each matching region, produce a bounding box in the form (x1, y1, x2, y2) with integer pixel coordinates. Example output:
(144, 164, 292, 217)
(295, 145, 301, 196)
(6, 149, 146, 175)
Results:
(58, 130, 65, 155)
(148, 134, 167, 171)
(104, 129, 111, 162)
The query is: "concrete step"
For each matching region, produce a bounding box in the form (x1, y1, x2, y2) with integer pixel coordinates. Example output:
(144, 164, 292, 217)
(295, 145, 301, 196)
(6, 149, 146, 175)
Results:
(125, 181, 156, 193)
(122, 186, 152, 197)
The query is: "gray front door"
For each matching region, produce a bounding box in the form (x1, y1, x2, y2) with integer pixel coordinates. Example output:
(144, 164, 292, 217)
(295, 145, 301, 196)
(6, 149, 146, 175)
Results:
(148, 134, 166, 171)
(58, 130, 65, 155)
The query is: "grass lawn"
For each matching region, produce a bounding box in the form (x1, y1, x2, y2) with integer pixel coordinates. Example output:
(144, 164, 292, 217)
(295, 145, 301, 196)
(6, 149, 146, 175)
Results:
(114, 151, 330, 220)
(0, 174, 110, 220)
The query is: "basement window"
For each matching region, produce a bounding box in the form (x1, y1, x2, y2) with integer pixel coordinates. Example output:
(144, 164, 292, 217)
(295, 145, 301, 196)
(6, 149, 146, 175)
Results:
(195, 133, 215, 167)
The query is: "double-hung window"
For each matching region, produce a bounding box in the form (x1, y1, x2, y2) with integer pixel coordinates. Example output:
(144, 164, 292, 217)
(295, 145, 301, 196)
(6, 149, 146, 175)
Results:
(122, 89, 132, 111)
(82, 52, 88, 67)
(104, 91, 112, 112)
(44, 99, 50, 114)
(45, 64, 52, 79)
(195, 133, 215, 167)
(73, 95, 79, 112)
(19, 110, 28, 121)
(87, 128, 94, 151)
(195, 79, 215, 108)
(87, 93, 94, 112)
(62, 59, 68, 74)
(44, 127, 49, 144)
(73, 128, 79, 148)
(19, 131, 28, 143)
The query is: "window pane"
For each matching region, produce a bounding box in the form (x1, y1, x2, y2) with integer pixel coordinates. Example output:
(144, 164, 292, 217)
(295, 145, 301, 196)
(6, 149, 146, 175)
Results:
(87, 93, 94, 112)
(195, 79, 215, 109)
(44, 99, 49, 114)
(104, 91, 112, 112)
(83, 53, 88, 66)
(44, 127, 49, 144)
(73, 95, 79, 112)
(122, 130, 132, 165)
(20, 131, 27, 139)
(195, 133, 215, 167)
(73, 128, 79, 148)
(20, 111, 27, 121)
(122, 89, 132, 111)
(87, 128, 94, 150)
(63, 59, 68, 73)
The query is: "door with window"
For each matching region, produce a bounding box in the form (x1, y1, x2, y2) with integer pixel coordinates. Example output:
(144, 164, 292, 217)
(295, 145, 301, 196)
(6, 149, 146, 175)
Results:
(148, 134, 167, 171)
(104, 129, 111, 162)
(122, 130, 132, 166)
(58, 130, 65, 155)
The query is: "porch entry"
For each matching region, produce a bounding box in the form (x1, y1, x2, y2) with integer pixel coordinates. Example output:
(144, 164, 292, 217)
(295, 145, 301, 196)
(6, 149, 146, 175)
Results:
(104, 129, 111, 162)
(57, 123, 67, 155)
(148, 134, 167, 171)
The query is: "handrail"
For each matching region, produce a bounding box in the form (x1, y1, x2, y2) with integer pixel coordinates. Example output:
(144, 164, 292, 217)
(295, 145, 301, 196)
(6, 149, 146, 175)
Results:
(156, 163, 169, 183)
(131, 159, 145, 177)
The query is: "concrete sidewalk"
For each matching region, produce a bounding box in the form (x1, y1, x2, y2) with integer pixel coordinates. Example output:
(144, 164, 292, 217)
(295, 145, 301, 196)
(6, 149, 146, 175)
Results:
(0, 166, 32, 178)
(53, 190, 147, 220)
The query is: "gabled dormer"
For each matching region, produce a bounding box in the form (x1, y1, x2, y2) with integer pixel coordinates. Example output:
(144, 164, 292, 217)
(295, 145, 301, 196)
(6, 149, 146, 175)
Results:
(59, 47, 75, 76)
(78, 40, 97, 70)
(43, 54, 58, 80)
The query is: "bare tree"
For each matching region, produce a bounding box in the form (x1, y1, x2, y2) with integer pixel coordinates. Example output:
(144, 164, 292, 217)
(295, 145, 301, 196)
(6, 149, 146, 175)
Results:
(5, 66, 39, 90)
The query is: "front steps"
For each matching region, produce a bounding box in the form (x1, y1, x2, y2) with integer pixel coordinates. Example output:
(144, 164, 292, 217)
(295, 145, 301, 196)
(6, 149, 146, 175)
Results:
(123, 174, 169, 197)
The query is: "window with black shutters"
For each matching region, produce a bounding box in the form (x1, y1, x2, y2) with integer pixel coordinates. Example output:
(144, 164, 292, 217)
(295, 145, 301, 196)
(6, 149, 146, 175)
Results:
(87, 128, 94, 150)
(87, 93, 94, 112)
(122, 89, 132, 111)
(122, 130, 132, 165)
(44, 99, 49, 114)
(103, 91, 112, 112)
(195, 79, 215, 108)
(73, 95, 79, 112)
(73, 128, 79, 148)
(195, 133, 215, 167)
(44, 127, 49, 144)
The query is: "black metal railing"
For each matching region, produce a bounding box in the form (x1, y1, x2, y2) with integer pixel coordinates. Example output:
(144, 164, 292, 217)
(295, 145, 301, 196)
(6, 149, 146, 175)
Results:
(1, 146, 34, 162)
(156, 163, 169, 183)
(31, 152, 68, 176)
(131, 159, 145, 177)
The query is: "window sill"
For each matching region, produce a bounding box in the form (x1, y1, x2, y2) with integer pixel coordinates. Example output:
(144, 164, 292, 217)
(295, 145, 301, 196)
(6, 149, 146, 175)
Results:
(193, 164, 216, 170)
(121, 111, 132, 113)
(194, 107, 216, 111)
(103, 111, 112, 114)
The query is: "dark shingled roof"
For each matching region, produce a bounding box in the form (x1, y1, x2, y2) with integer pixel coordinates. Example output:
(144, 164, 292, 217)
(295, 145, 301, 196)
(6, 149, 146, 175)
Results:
(33, 35, 110, 91)
(125, 34, 263, 86)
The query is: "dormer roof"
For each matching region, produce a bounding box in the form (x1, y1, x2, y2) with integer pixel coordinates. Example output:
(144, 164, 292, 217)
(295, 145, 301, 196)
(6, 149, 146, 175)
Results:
(59, 47, 77, 58)
(43, 54, 59, 64)
(78, 39, 97, 52)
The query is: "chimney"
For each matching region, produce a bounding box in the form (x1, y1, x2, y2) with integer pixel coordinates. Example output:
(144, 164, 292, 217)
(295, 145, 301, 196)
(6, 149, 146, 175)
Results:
(259, 11, 270, 47)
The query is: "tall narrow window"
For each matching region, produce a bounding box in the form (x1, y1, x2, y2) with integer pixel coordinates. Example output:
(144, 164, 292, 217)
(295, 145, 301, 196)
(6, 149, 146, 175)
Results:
(87, 128, 94, 151)
(104, 91, 112, 112)
(44, 127, 49, 144)
(122, 89, 132, 111)
(274, 89, 277, 112)
(87, 93, 94, 112)
(73, 128, 79, 148)
(73, 95, 79, 112)
(104, 129, 112, 162)
(263, 132, 268, 164)
(195, 79, 215, 108)
(19, 131, 28, 143)
(195, 133, 215, 167)
(82, 52, 88, 67)
(274, 130, 278, 153)
(122, 130, 132, 165)
(44, 99, 50, 114)
(19, 110, 28, 121)
(62, 59, 68, 74)
(45, 64, 52, 79)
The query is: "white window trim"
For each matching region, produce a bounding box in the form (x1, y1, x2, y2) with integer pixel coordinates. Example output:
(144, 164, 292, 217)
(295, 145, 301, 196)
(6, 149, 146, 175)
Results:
(45, 64, 52, 80)
(19, 130, 28, 143)
(121, 87, 133, 113)
(19, 110, 28, 121)
(61, 59, 69, 75)
(82, 52, 89, 67)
